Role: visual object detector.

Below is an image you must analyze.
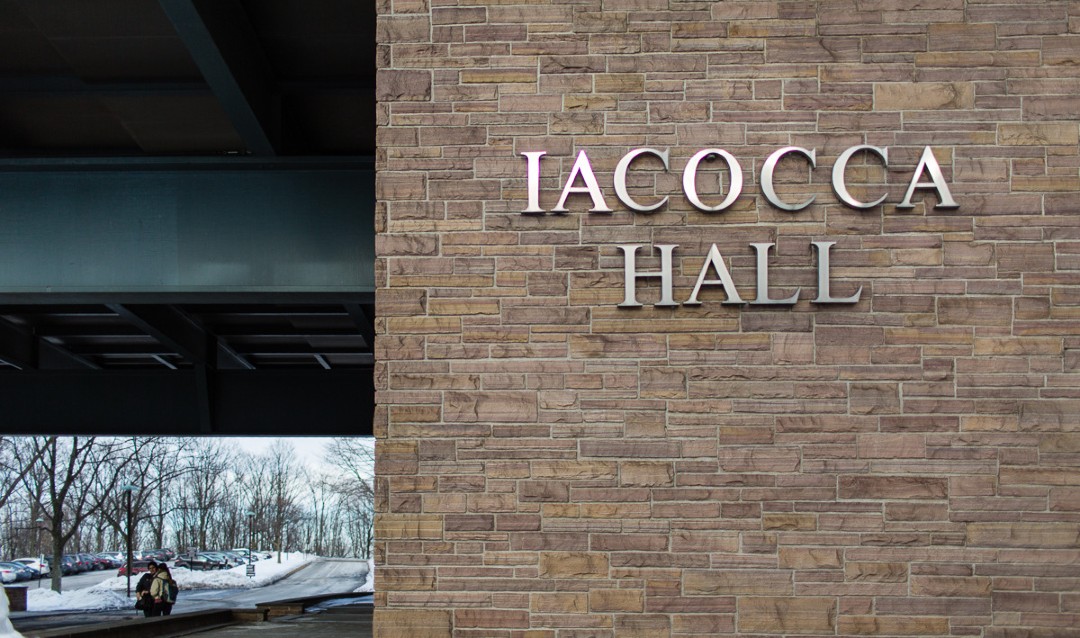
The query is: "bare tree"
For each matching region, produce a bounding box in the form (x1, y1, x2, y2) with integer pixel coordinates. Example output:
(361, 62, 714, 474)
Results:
(96, 437, 192, 569)
(324, 439, 375, 558)
(0, 437, 46, 511)
(265, 441, 302, 563)
(21, 437, 147, 592)
(168, 439, 237, 553)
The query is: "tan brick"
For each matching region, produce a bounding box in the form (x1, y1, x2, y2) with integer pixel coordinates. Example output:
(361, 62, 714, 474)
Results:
(620, 461, 674, 487)
(840, 476, 947, 500)
(874, 82, 974, 110)
(738, 597, 836, 634)
(939, 297, 1013, 326)
(373, 609, 451, 638)
(376, 69, 432, 101)
(443, 391, 537, 423)
(455, 609, 530, 629)
(377, 567, 437, 591)
(531, 592, 588, 614)
(778, 547, 843, 569)
(590, 589, 644, 612)
(375, 514, 443, 541)
(684, 571, 792, 596)
(539, 552, 609, 579)
(845, 562, 908, 583)
(967, 522, 1080, 548)
(533, 461, 617, 480)
(762, 513, 816, 531)
(999, 122, 1080, 146)
(911, 576, 992, 597)
(672, 530, 740, 553)
(838, 616, 950, 636)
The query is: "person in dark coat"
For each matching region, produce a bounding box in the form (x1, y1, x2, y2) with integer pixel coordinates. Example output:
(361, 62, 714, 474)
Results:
(135, 561, 158, 617)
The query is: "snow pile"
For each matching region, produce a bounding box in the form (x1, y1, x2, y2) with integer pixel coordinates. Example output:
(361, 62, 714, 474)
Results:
(24, 554, 321, 612)
(27, 587, 130, 613)
(96, 553, 316, 593)
(354, 559, 374, 593)
(0, 590, 25, 637)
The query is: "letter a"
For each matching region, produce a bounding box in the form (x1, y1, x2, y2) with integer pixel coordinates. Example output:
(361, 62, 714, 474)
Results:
(897, 146, 959, 210)
(552, 150, 613, 213)
(684, 244, 745, 305)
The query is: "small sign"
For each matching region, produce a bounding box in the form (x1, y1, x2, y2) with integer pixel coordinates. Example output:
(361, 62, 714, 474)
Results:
(246, 564, 255, 578)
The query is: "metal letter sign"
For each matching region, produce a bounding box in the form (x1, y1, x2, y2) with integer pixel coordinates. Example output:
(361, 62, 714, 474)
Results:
(522, 145, 957, 214)
(522, 144, 957, 309)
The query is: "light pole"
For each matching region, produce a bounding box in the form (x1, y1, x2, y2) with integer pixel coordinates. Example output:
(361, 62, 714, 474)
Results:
(120, 485, 138, 598)
(35, 517, 44, 589)
(245, 510, 255, 578)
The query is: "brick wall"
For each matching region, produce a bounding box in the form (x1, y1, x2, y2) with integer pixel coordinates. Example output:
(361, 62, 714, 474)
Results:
(374, 1, 1080, 636)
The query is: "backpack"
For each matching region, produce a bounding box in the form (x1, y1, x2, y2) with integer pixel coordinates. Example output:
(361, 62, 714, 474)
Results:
(167, 580, 179, 603)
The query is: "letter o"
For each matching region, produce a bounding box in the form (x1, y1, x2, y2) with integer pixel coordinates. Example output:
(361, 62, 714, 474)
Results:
(682, 149, 743, 212)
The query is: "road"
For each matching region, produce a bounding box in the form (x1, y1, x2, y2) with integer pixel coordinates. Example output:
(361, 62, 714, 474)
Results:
(175, 559, 370, 612)
(10, 558, 370, 634)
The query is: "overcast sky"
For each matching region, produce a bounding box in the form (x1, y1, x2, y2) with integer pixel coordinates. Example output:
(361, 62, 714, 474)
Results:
(219, 437, 368, 469)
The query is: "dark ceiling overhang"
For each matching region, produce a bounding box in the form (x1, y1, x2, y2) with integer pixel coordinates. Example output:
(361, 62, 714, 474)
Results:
(0, 1, 378, 436)
(0, 0, 376, 156)
(0, 294, 375, 435)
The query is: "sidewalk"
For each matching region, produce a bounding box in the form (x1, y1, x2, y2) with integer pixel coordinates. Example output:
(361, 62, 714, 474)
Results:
(184, 614, 372, 638)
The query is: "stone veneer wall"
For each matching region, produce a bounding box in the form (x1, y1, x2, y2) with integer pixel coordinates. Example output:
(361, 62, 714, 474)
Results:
(374, 1, 1080, 636)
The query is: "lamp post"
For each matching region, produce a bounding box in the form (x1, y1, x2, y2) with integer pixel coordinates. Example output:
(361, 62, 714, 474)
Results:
(120, 485, 138, 598)
(245, 510, 255, 578)
(35, 517, 44, 589)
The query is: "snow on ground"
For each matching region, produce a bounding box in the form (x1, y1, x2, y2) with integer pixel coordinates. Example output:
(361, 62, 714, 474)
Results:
(26, 588, 130, 613)
(354, 560, 374, 593)
(27, 554, 316, 612)
(0, 590, 25, 637)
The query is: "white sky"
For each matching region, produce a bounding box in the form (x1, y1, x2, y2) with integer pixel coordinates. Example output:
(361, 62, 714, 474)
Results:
(219, 437, 357, 469)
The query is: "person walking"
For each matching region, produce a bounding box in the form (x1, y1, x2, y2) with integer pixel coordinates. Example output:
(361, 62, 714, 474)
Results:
(149, 563, 177, 616)
(135, 561, 157, 618)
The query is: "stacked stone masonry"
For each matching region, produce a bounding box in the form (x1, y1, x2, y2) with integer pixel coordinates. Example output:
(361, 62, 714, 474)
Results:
(375, 1, 1080, 636)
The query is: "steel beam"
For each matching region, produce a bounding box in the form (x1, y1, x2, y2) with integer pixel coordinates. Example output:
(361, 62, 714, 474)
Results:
(158, 0, 278, 155)
(0, 318, 37, 370)
(346, 304, 377, 352)
(0, 369, 374, 436)
(107, 304, 214, 365)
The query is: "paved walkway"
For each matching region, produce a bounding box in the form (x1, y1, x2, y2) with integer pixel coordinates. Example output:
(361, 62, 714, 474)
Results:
(187, 613, 372, 638)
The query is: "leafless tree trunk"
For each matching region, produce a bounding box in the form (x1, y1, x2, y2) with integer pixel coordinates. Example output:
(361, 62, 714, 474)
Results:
(22, 437, 143, 592)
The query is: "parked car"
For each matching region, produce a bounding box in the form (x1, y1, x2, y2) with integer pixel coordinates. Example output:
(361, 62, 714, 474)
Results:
(117, 560, 154, 577)
(96, 552, 123, 568)
(88, 554, 111, 570)
(204, 551, 241, 568)
(76, 553, 101, 571)
(0, 562, 34, 582)
(174, 553, 226, 571)
(146, 548, 174, 561)
(56, 555, 77, 575)
(136, 549, 167, 562)
(232, 548, 259, 562)
(0, 566, 16, 584)
(12, 557, 49, 578)
(64, 554, 87, 573)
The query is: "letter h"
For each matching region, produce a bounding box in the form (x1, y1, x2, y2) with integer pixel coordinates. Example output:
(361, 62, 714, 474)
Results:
(617, 245, 678, 308)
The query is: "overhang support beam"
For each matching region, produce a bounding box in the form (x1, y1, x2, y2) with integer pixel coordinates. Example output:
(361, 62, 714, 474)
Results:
(0, 370, 374, 436)
(158, 0, 278, 155)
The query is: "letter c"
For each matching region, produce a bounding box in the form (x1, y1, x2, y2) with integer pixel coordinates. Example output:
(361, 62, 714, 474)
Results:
(832, 145, 889, 209)
(761, 146, 816, 212)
